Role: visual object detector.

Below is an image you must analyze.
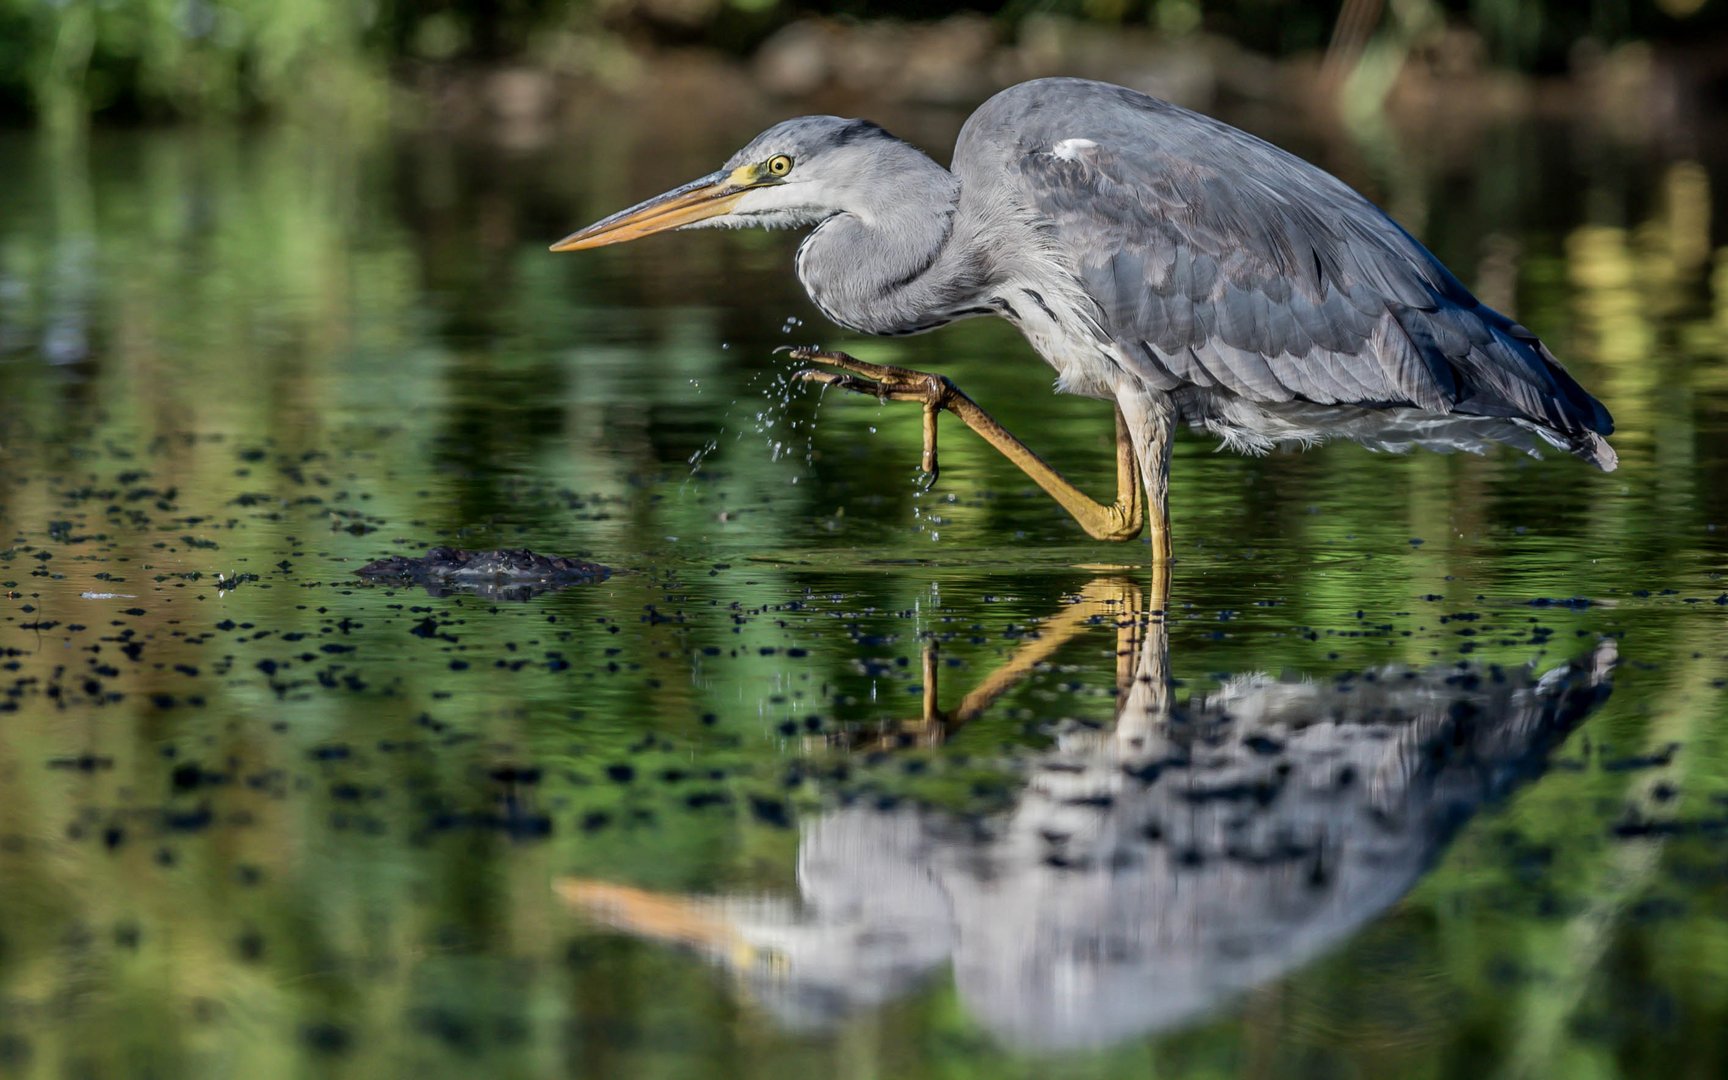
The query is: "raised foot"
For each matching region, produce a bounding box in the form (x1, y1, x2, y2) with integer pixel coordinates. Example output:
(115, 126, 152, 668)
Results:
(790, 348, 951, 403)
(787, 347, 1152, 549)
(791, 347, 952, 480)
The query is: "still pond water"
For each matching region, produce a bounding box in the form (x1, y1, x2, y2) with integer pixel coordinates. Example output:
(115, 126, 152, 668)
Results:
(1, 94, 1727, 1078)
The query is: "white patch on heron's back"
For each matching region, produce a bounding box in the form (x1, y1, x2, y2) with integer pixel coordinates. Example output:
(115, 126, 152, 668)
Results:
(1052, 138, 1098, 161)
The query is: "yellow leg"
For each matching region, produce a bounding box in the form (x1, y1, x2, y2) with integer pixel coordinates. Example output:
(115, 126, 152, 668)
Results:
(794, 349, 1149, 545)
(1118, 389, 1174, 564)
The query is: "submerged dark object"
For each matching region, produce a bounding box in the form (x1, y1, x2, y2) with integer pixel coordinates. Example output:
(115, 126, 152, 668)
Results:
(356, 547, 610, 599)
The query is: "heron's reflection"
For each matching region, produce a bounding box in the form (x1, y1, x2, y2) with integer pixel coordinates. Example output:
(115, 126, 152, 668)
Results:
(560, 575, 1615, 1049)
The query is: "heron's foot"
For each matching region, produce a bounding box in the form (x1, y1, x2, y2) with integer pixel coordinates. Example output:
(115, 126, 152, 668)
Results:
(788, 347, 1155, 549)
(792, 348, 955, 481)
(790, 348, 953, 404)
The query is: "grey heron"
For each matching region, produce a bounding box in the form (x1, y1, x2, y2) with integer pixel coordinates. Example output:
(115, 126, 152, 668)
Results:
(552, 78, 1617, 561)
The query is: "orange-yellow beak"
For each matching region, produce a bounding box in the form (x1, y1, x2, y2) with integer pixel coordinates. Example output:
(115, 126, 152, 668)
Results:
(550, 168, 751, 252)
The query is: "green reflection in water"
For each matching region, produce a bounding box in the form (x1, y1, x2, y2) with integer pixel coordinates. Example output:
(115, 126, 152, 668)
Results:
(0, 107, 1725, 1080)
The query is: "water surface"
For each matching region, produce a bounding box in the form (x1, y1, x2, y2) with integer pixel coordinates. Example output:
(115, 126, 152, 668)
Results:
(1, 100, 1726, 1078)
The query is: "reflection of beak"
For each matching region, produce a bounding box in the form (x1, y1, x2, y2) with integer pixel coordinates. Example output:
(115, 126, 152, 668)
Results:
(550, 170, 748, 251)
(558, 877, 740, 952)
(556, 877, 789, 976)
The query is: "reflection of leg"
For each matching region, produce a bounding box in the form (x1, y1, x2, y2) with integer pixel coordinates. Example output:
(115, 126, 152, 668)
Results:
(795, 349, 1145, 542)
(892, 577, 1141, 749)
(1114, 567, 1171, 749)
(851, 570, 1167, 752)
(921, 644, 940, 729)
(1115, 577, 1145, 696)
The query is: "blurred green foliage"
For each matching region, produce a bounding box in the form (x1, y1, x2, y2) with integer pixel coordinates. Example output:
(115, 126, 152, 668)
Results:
(0, 0, 1723, 124)
(0, 0, 378, 124)
(0, 0, 595, 124)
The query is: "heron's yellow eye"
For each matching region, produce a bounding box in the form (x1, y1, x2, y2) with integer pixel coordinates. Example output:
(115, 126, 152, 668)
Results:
(765, 155, 793, 177)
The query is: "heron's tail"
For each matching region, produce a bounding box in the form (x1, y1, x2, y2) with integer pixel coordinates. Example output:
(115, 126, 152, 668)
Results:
(1570, 431, 1618, 472)
(1457, 315, 1616, 471)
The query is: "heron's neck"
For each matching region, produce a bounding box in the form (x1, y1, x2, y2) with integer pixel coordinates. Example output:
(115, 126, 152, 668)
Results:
(795, 154, 980, 336)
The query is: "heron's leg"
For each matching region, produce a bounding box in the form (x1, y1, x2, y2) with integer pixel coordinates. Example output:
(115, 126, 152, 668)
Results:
(793, 349, 1145, 544)
(1116, 390, 1175, 564)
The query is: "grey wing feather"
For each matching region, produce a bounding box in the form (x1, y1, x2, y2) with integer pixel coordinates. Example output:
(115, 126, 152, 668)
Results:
(980, 80, 1613, 463)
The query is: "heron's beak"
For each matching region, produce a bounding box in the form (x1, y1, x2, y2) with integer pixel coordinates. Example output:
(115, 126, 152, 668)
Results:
(550, 168, 751, 252)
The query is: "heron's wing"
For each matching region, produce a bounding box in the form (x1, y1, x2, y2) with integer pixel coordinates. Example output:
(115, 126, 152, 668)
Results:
(1010, 92, 1612, 448)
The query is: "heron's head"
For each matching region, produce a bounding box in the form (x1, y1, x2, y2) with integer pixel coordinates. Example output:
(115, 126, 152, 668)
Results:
(550, 116, 944, 251)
